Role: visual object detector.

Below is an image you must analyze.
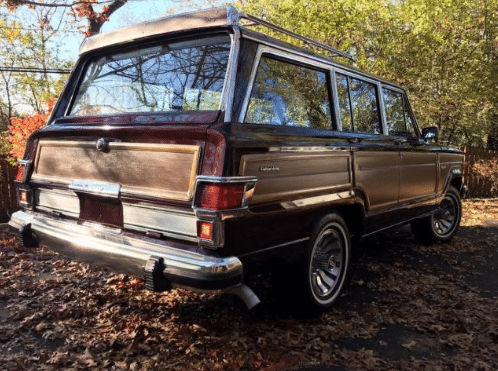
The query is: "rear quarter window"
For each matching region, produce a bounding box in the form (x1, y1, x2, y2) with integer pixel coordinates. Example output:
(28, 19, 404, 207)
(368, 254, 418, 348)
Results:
(244, 56, 332, 129)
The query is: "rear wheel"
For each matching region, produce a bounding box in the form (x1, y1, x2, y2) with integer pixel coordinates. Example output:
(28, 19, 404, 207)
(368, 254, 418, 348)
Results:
(298, 213, 351, 313)
(411, 185, 462, 244)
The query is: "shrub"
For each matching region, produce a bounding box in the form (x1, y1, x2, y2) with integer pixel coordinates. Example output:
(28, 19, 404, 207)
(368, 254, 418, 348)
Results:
(5, 97, 55, 165)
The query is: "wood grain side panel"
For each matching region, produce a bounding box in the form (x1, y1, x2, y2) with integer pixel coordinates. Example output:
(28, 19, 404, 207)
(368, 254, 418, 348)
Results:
(239, 151, 351, 203)
(354, 151, 399, 211)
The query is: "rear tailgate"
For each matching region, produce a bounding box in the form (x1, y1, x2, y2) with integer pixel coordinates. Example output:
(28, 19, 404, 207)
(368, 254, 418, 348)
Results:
(30, 120, 212, 242)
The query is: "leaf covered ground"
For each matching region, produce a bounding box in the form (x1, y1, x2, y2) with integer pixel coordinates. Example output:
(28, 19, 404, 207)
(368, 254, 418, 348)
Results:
(1, 199, 498, 371)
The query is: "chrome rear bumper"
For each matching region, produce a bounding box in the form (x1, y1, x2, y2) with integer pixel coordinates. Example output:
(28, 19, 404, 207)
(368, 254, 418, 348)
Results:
(9, 210, 243, 292)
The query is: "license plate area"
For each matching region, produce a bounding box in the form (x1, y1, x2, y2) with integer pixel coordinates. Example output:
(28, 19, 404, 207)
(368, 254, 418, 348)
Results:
(79, 194, 123, 227)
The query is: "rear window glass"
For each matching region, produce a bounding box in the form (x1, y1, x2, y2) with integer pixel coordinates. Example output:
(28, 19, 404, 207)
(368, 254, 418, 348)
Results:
(68, 36, 231, 116)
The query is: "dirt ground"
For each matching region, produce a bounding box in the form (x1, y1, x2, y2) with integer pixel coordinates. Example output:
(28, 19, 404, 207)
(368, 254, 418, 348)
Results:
(0, 199, 497, 371)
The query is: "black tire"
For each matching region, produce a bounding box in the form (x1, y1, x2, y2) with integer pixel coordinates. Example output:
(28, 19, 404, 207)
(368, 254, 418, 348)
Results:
(297, 213, 352, 313)
(411, 185, 462, 244)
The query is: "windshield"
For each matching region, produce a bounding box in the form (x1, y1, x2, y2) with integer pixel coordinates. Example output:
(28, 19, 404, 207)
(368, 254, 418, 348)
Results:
(69, 35, 231, 116)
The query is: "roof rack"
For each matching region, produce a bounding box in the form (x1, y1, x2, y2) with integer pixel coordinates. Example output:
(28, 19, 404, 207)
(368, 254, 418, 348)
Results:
(80, 6, 354, 61)
(238, 11, 354, 62)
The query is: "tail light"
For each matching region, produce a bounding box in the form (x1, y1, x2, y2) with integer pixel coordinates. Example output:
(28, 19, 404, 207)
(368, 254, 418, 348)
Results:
(198, 183, 245, 210)
(15, 160, 31, 183)
(193, 176, 257, 249)
(14, 139, 37, 208)
(197, 221, 214, 240)
(194, 177, 256, 211)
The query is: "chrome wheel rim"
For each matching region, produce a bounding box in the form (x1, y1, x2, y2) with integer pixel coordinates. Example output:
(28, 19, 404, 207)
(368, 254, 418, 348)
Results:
(433, 194, 459, 237)
(310, 227, 345, 301)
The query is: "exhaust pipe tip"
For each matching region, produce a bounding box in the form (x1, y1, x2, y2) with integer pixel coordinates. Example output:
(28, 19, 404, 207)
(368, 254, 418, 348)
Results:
(226, 283, 261, 310)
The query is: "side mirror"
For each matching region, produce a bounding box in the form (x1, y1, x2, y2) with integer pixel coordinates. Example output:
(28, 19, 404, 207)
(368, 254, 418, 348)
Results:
(422, 127, 438, 142)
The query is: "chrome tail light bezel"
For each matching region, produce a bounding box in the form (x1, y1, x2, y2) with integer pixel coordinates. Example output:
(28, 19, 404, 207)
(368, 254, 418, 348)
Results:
(192, 176, 257, 250)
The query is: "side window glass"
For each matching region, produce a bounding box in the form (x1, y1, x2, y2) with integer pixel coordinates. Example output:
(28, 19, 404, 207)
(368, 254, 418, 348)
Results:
(404, 96, 417, 137)
(349, 77, 381, 134)
(245, 57, 331, 129)
(382, 88, 406, 136)
(336, 73, 353, 131)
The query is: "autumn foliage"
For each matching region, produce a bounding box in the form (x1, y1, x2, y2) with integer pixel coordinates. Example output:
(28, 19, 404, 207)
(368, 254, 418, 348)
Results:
(6, 97, 55, 165)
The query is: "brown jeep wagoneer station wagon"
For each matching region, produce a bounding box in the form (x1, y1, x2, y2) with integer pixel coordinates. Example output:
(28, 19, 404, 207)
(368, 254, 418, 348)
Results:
(9, 7, 467, 312)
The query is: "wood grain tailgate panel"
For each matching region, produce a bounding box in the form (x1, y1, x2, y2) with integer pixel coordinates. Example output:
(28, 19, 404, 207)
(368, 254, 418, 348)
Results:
(32, 141, 201, 201)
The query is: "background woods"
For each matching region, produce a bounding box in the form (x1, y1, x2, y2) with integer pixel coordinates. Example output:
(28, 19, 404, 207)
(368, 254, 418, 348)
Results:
(243, 0, 498, 149)
(0, 0, 496, 216)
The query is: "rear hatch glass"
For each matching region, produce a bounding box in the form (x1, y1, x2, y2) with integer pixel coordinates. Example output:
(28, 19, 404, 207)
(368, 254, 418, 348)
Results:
(68, 35, 232, 117)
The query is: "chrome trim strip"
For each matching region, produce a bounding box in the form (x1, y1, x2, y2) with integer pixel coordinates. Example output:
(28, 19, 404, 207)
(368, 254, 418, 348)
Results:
(253, 184, 351, 204)
(69, 180, 121, 198)
(9, 210, 242, 288)
(331, 71, 342, 131)
(377, 81, 388, 135)
(239, 237, 310, 258)
(35, 189, 80, 217)
(280, 190, 354, 209)
(122, 202, 197, 239)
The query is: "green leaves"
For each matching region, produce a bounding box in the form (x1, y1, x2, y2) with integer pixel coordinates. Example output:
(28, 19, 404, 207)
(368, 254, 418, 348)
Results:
(243, 0, 498, 147)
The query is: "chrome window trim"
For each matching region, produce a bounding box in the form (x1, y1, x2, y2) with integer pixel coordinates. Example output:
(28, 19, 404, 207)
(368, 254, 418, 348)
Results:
(222, 27, 241, 122)
(377, 81, 388, 135)
(238, 44, 261, 123)
(330, 71, 342, 131)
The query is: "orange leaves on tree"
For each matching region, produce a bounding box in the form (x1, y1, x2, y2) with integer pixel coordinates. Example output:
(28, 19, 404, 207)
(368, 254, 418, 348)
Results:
(6, 97, 55, 164)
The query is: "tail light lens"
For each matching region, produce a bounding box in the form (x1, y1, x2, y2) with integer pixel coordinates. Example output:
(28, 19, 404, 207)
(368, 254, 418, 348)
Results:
(15, 164, 26, 182)
(197, 221, 214, 240)
(15, 160, 31, 183)
(198, 183, 245, 210)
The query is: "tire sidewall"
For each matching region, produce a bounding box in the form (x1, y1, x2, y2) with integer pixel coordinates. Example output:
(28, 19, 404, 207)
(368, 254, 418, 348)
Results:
(431, 185, 462, 242)
(305, 213, 351, 310)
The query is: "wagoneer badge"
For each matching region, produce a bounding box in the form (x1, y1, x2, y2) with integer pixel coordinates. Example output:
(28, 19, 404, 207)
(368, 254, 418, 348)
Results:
(96, 138, 110, 152)
(259, 165, 280, 173)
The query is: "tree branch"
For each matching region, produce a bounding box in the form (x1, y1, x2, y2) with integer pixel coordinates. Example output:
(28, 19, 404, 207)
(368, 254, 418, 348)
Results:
(2, 0, 116, 8)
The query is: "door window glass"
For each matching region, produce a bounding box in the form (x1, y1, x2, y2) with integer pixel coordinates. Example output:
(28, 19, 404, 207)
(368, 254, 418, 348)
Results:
(349, 77, 381, 134)
(404, 97, 418, 137)
(382, 88, 406, 136)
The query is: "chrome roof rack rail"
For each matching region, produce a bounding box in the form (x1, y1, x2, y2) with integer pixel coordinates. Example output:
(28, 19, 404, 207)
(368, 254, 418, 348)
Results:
(79, 5, 354, 62)
(238, 11, 354, 62)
